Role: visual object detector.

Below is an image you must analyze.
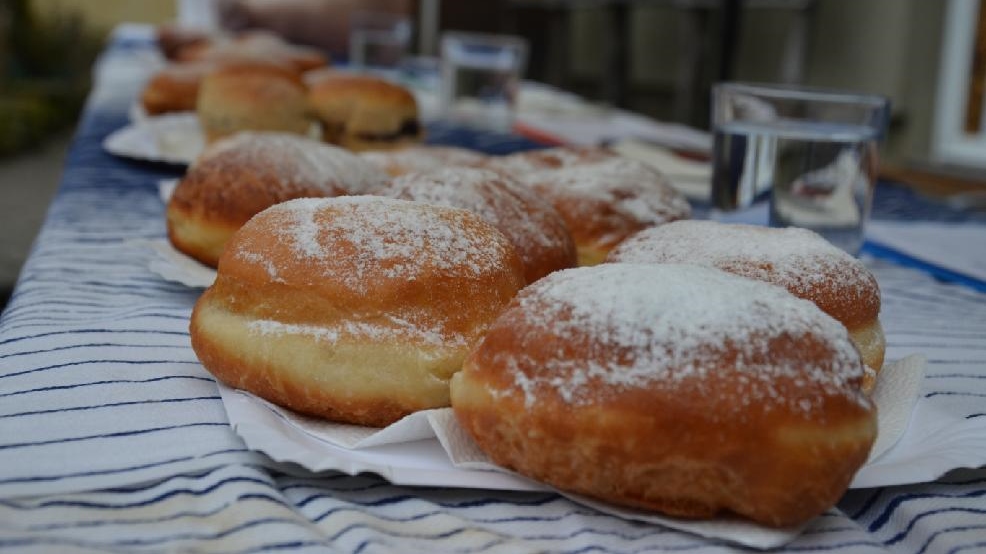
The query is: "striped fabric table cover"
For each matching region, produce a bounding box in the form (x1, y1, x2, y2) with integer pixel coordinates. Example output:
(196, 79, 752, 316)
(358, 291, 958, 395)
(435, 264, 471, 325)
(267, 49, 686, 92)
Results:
(2, 35, 986, 554)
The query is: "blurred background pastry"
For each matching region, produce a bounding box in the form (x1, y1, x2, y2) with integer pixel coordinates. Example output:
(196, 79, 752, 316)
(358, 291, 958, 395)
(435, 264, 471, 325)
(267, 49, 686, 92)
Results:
(191, 196, 526, 427)
(607, 220, 886, 390)
(167, 131, 388, 266)
(307, 71, 423, 152)
(376, 167, 576, 283)
(196, 61, 314, 143)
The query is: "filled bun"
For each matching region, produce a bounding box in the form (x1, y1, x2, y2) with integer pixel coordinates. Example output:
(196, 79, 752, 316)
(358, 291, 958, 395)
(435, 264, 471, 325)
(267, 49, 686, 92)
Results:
(191, 196, 526, 426)
(452, 263, 876, 527)
(307, 72, 423, 152)
(607, 220, 885, 389)
(506, 155, 691, 266)
(196, 62, 313, 144)
(166, 132, 387, 267)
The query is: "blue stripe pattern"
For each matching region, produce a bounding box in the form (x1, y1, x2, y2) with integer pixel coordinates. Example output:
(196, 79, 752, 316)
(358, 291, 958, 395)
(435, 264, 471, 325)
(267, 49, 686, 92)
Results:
(0, 32, 985, 553)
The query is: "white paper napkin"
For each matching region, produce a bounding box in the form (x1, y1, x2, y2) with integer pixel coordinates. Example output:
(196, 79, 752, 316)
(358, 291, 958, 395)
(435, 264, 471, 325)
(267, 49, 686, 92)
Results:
(129, 238, 216, 288)
(218, 355, 926, 550)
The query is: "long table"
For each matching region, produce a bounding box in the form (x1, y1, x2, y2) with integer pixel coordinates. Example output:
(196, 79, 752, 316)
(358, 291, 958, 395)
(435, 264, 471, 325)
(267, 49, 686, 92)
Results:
(2, 28, 986, 554)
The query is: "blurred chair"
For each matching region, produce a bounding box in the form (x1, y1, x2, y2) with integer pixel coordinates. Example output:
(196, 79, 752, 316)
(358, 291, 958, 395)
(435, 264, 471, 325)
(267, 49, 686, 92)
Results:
(674, 0, 817, 126)
(505, 0, 816, 127)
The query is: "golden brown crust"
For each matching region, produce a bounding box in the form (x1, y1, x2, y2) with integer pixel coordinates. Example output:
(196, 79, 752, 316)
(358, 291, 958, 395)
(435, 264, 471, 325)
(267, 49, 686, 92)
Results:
(166, 132, 388, 267)
(307, 72, 423, 152)
(141, 62, 213, 115)
(450, 263, 877, 527)
(190, 197, 526, 426)
(196, 62, 312, 143)
(377, 167, 577, 283)
(607, 220, 885, 379)
(519, 157, 691, 266)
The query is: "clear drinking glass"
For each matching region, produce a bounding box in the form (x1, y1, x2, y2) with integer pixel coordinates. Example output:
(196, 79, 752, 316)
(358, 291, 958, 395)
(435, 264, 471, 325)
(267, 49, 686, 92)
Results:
(348, 11, 412, 69)
(710, 82, 890, 255)
(440, 32, 528, 132)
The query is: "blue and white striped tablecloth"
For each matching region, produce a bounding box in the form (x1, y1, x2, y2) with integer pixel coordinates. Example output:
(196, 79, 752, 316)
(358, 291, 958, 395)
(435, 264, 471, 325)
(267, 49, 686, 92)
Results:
(1, 34, 986, 553)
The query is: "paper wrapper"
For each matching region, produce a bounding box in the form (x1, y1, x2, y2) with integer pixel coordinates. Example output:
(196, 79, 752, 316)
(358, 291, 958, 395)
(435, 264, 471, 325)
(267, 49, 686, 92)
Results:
(129, 238, 216, 288)
(216, 355, 927, 550)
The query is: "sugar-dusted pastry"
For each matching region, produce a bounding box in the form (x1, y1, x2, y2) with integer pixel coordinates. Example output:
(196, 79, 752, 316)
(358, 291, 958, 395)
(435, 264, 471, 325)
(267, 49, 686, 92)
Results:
(166, 132, 387, 267)
(191, 196, 526, 426)
(512, 156, 691, 266)
(307, 72, 423, 152)
(377, 167, 576, 283)
(607, 220, 886, 389)
(140, 62, 213, 115)
(452, 263, 876, 527)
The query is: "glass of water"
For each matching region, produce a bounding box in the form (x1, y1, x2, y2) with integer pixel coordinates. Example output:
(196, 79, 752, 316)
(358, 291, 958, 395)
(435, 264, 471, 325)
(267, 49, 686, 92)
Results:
(348, 11, 412, 70)
(440, 32, 528, 132)
(710, 82, 890, 254)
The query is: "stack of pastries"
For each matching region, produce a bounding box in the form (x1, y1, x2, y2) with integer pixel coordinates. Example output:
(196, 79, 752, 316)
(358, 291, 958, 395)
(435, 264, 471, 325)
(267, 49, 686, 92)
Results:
(172, 136, 883, 528)
(142, 26, 424, 151)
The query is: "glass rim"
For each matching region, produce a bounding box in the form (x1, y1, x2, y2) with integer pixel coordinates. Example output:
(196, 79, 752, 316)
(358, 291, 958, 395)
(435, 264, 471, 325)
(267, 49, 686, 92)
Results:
(440, 31, 529, 52)
(713, 81, 889, 109)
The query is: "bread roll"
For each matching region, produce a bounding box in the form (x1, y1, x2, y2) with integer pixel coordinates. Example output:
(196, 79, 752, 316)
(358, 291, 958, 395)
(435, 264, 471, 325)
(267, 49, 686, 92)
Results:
(196, 62, 313, 144)
(513, 156, 691, 266)
(307, 72, 423, 152)
(141, 62, 213, 116)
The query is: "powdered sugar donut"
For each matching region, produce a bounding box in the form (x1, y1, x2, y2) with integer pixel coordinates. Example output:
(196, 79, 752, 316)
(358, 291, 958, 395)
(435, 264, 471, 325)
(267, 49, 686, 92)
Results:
(451, 263, 876, 527)
(191, 196, 526, 427)
(501, 154, 691, 266)
(376, 167, 576, 283)
(166, 132, 388, 267)
(607, 220, 885, 389)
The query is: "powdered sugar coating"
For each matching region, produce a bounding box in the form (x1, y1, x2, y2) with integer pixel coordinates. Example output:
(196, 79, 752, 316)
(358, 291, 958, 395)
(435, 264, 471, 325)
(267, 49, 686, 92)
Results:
(198, 131, 388, 194)
(360, 146, 487, 175)
(486, 263, 868, 414)
(237, 196, 518, 294)
(608, 220, 880, 324)
(522, 157, 691, 226)
(382, 168, 558, 248)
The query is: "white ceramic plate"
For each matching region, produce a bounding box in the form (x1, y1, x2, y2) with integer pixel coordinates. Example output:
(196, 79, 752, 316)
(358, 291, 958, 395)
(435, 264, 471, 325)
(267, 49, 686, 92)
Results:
(103, 113, 203, 165)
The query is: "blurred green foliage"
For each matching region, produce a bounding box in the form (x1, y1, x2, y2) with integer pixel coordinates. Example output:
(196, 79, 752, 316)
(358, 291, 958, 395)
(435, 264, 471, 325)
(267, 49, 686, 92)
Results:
(0, 0, 101, 156)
